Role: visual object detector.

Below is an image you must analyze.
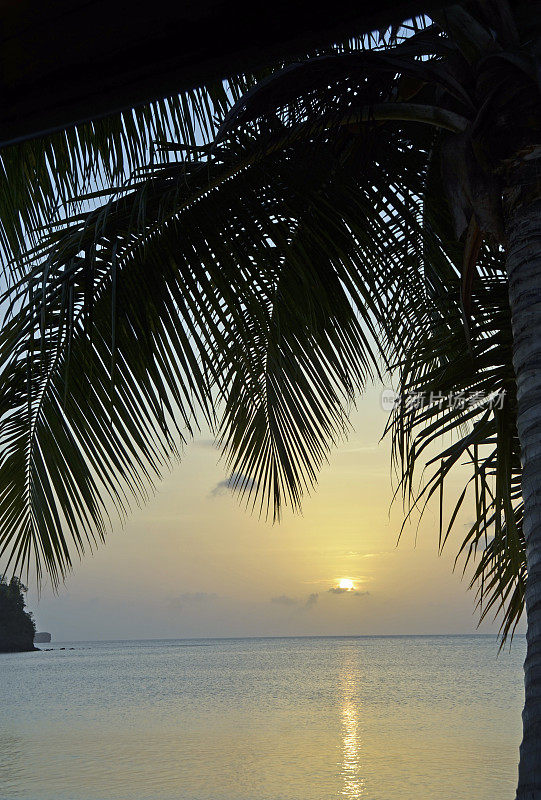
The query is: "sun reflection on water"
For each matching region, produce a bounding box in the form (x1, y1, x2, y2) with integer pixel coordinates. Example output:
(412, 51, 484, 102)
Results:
(340, 658, 365, 798)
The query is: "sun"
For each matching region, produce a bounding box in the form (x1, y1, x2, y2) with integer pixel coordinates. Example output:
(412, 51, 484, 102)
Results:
(339, 578, 355, 591)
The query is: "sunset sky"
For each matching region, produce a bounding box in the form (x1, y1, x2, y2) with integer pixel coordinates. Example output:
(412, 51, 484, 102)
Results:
(27, 383, 519, 641)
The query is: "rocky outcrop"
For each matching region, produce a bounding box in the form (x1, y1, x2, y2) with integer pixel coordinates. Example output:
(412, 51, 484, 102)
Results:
(0, 578, 38, 652)
(34, 632, 51, 643)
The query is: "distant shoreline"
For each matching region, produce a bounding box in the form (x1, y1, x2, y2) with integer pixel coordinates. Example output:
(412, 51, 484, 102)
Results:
(30, 632, 518, 645)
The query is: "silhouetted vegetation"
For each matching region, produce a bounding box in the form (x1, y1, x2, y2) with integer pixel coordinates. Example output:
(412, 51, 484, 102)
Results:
(0, 578, 37, 652)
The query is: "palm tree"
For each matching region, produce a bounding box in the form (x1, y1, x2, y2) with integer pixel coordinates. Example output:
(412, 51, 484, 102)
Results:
(0, 2, 539, 795)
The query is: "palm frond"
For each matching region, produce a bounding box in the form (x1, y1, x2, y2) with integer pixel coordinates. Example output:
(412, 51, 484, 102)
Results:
(0, 17, 431, 281)
(386, 215, 523, 640)
(0, 55, 440, 584)
(0, 78, 257, 280)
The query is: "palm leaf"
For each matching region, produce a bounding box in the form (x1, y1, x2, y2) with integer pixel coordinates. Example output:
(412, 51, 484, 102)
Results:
(0, 58, 440, 584)
(0, 19, 429, 280)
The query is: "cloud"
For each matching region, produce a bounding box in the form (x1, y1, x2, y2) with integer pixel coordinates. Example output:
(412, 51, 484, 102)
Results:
(328, 588, 370, 597)
(168, 592, 219, 609)
(210, 472, 255, 497)
(270, 593, 319, 609)
(194, 438, 219, 449)
(271, 595, 298, 606)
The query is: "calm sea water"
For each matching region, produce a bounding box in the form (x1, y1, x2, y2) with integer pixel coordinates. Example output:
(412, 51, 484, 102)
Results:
(0, 636, 525, 800)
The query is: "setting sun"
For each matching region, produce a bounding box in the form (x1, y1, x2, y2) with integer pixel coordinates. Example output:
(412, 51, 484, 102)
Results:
(338, 578, 355, 591)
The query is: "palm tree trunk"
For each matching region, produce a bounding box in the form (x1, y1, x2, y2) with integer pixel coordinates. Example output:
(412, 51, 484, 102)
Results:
(507, 197, 541, 800)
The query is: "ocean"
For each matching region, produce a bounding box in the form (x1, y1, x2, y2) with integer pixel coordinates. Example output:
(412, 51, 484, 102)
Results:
(0, 635, 525, 800)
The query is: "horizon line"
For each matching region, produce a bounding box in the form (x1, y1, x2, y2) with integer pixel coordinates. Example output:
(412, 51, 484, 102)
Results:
(40, 632, 520, 644)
